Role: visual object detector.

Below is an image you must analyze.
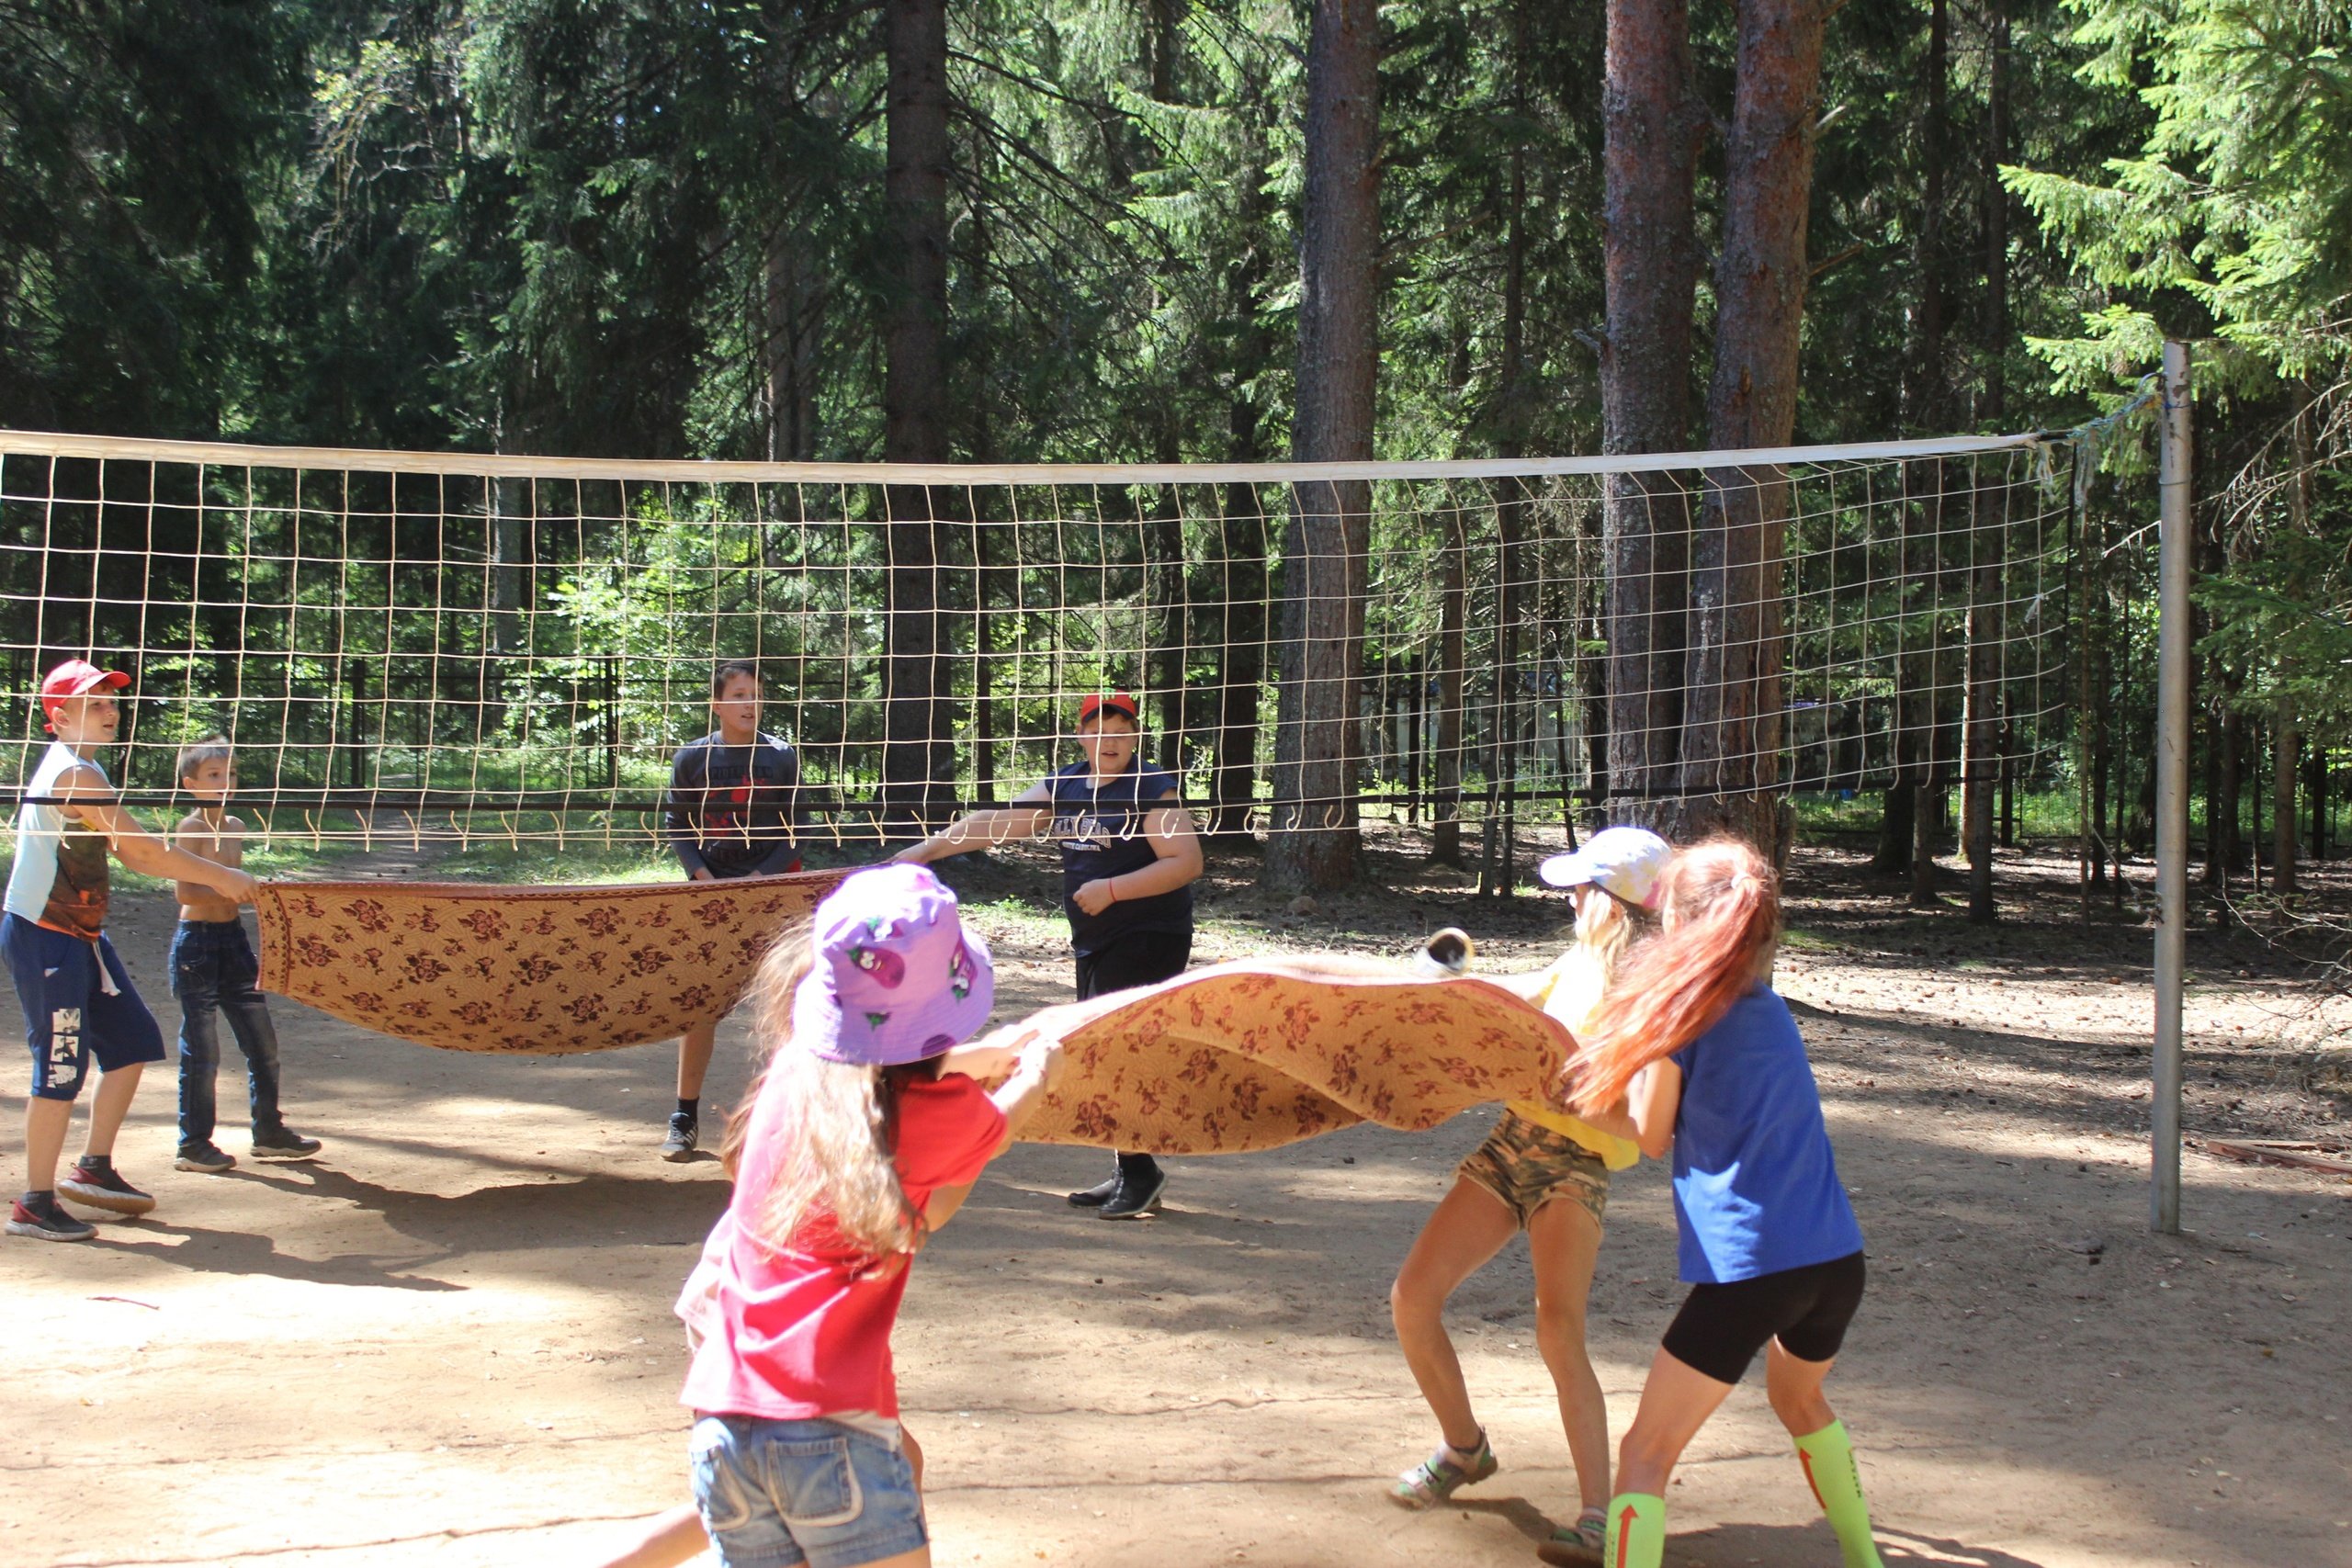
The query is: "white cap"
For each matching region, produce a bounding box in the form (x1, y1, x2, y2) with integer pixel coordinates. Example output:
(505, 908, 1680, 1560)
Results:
(1536, 826, 1673, 909)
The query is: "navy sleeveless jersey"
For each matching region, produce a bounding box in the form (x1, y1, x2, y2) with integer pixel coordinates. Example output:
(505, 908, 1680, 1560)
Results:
(1048, 761, 1192, 955)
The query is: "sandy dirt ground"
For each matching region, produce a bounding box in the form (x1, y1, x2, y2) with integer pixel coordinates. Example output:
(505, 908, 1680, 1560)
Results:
(4, 836, 2348, 1568)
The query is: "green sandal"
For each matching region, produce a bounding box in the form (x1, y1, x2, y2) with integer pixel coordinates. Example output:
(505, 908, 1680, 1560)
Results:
(1535, 1508, 1609, 1566)
(1388, 1432, 1498, 1510)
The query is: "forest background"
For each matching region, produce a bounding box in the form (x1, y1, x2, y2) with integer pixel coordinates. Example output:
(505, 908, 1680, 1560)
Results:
(2, 0, 2348, 902)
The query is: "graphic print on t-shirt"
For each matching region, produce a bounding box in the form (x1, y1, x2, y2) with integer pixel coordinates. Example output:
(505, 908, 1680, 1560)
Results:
(44, 829, 111, 938)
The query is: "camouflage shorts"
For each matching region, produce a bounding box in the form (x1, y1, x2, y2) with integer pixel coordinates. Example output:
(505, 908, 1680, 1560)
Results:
(1456, 1107, 1611, 1231)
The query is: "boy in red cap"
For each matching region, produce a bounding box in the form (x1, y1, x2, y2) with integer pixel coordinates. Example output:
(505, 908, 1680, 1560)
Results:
(5, 660, 258, 1241)
(897, 690, 1202, 1218)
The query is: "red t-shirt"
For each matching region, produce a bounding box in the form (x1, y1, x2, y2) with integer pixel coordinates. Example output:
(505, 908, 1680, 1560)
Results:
(680, 1071, 1006, 1421)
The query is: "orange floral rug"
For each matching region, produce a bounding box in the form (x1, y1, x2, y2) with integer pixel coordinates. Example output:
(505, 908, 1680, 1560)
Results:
(1005, 959, 1574, 1154)
(252, 871, 846, 1054)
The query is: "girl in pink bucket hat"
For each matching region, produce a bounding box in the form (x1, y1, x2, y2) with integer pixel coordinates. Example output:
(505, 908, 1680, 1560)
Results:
(646, 863, 1062, 1568)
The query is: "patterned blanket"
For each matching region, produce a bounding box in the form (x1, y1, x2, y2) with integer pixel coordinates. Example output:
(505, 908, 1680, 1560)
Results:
(254, 879, 1566, 1154)
(1009, 960, 1573, 1154)
(252, 871, 846, 1054)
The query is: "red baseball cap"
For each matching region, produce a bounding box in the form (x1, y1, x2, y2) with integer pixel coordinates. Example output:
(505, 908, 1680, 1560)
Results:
(1077, 691, 1139, 727)
(40, 659, 130, 723)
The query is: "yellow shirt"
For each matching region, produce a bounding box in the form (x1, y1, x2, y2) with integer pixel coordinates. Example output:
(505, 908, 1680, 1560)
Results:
(1505, 949, 1642, 1171)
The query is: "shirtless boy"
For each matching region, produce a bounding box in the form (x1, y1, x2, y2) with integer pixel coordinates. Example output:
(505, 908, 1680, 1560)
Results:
(168, 738, 322, 1173)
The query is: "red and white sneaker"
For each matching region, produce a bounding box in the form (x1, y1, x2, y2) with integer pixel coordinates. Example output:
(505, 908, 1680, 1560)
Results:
(6, 1192, 96, 1241)
(56, 1158, 157, 1215)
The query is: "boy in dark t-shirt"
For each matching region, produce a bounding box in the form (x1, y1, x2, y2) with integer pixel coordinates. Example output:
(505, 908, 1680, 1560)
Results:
(657, 660, 800, 1159)
(897, 692, 1203, 1219)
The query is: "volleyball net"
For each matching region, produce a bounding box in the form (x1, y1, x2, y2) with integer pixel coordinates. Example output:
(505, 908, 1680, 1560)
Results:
(0, 428, 2080, 856)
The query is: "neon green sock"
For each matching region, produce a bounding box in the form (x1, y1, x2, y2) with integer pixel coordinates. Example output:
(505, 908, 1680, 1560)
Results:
(1793, 1420, 1886, 1568)
(1603, 1492, 1666, 1568)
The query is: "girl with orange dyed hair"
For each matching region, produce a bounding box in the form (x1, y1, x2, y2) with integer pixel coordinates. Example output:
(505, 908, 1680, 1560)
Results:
(1568, 839, 1887, 1568)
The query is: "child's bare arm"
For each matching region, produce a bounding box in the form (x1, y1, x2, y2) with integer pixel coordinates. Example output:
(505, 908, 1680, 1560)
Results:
(66, 773, 255, 901)
(986, 1036, 1066, 1148)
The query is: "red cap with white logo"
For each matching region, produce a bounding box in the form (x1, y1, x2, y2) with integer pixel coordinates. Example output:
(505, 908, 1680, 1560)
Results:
(39, 660, 130, 727)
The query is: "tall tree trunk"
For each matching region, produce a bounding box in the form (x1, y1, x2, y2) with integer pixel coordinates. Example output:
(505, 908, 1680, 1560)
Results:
(1962, 0, 2008, 922)
(1679, 0, 1826, 857)
(1144, 2, 1190, 780)
(1905, 0, 1949, 430)
(1876, 459, 1945, 874)
(1878, 0, 1945, 871)
(1913, 739, 1944, 905)
(880, 0, 952, 829)
(2306, 739, 2327, 861)
(763, 233, 821, 462)
(2214, 682, 2244, 881)
(1485, 16, 1531, 890)
(964, 199, 1000, 807)
(1432, 505, 1468, 864)
(1210, 479, 1269, 840)
(1148, 449, 1188, 777)
(1209, 121, 1275, 845)
(1267, 0, 1379, 893)
(2274, 701, 2299, 894)
(1600, 0, 1700, 831)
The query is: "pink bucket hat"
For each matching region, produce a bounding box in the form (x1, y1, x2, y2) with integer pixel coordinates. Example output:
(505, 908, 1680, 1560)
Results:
(794, 864, 996, 1066)
(1537, 825, 1672, 909)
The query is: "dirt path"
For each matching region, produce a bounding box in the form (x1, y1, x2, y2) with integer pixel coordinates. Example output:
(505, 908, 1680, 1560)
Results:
(3, 841, 2346, 1567)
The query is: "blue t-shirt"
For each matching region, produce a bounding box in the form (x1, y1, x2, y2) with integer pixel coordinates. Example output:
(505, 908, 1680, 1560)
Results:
(1667, 987, 1864, 1284)
(1049, 761, 1192, 955)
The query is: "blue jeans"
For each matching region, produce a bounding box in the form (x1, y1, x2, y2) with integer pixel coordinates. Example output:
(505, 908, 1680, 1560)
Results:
(690, 1415, 927, 1568)
(170, 919, 283, 1147)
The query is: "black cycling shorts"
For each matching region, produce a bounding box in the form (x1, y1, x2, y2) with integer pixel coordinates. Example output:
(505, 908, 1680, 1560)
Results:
(1660, 1250, 1867, 1385)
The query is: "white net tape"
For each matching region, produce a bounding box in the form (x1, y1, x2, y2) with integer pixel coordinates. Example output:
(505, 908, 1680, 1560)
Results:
(0, 428, 2075, 852)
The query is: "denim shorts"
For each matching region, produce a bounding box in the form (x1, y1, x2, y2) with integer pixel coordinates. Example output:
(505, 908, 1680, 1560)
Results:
(690, 1415, 927, 1568)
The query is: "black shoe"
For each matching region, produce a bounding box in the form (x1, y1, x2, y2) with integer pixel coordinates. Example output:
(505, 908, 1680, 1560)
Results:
(6, 1191, 95, 1242)
(661, 1111, 698, 1162)
(175, 1141, 237, 1174)
(57, 1159, 156, 1215)
(252, 1125, 322, 1161)
(1067, 1175, 1123, 1208)
(1098, 1168, 1167, 1220)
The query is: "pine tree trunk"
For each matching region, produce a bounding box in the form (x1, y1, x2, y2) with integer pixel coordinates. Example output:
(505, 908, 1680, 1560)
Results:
(1913, 773, 1943, 906)
(1210, 479, 1269, 840)
(1600, 0, 1700, 830)
(1962, 2, 2008, 922)
(763, 235, 820, 463)
(1148, 468, 1187, 777)
(880, 0, 952, 829)
(1432, 506, 1467, 865)
(2305, 739, 2326, 861)
(1209, 113, 1275, 846)
(1267, 0, 1380, 893)
(1679, 0, 1825, 860)
(1880, 0, 1947, 871)
(2274, 702, 2299, 894)
(2214, 692, 2243, 880)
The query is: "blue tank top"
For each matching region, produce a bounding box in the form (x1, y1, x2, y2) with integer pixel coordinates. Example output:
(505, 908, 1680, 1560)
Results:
(1048, 761, 1192, 955)
(1667, 987, 1865, 1284)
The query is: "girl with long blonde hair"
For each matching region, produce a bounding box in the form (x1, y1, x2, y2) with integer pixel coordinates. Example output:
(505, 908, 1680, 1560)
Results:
(1385, 827, 1670, 1565)
(664, 863, 1060, 1568)
(1569, 839, 1885, 1568)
